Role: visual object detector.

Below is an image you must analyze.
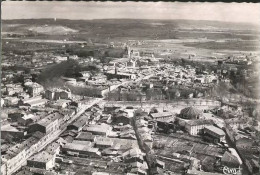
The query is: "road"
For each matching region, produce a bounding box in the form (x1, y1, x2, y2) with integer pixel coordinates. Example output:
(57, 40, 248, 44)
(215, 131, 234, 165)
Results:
(132, 112, 153, 175)
(17, 74, 147, 174)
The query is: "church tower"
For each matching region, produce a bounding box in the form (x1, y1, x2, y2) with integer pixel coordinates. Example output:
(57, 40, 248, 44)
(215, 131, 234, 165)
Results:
(125, 46, 131, 58)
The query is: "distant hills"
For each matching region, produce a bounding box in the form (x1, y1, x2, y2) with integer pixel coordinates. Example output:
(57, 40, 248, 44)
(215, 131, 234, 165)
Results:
(2, 18, 258, 29)
(2, 19, 259, 52)
(2, 19, 259, 39)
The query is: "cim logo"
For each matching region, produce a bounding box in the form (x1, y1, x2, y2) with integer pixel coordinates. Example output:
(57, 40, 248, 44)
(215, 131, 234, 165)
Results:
(222, 166, 242, 175)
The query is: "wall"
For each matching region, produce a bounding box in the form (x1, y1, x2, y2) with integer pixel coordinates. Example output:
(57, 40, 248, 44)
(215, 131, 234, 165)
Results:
(186, 124, 205, 135)
(27, 160, 47, 170)
(27, 156, 55, 170)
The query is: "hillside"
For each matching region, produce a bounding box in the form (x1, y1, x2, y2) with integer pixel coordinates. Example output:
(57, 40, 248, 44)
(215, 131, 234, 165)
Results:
(27, 25, 78, 35)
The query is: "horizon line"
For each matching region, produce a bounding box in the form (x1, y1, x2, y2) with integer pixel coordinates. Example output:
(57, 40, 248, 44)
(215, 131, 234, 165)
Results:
(2, 18, 259, 26)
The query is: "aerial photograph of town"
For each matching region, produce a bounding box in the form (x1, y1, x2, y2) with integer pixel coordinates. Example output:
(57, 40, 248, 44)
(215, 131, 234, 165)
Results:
(1, 1, 260, 175)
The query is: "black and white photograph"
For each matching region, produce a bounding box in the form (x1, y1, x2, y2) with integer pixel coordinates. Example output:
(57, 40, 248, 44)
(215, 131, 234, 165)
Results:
(1, 1, 260, 175)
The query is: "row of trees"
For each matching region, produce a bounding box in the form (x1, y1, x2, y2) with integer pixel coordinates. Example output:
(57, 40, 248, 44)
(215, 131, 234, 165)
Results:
(105, 89, 164, 101)
(105, 87, 210, 101)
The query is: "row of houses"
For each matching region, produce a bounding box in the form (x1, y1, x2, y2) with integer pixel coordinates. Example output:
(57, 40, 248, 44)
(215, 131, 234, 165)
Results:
(1, 130, 60, 175)
(2, 112, 63, 141)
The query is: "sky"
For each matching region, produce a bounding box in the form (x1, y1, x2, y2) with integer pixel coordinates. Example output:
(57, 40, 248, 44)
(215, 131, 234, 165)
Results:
(2, 1, 260, 25)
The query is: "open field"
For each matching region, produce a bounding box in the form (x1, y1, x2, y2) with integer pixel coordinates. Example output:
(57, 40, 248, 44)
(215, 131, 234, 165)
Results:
(2, 19, 260, 58)
(132, 38, 260, 63)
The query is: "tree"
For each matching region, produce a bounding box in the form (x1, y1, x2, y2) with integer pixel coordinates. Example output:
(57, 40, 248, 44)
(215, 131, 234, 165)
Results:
(201, 157, 215, 172)
(150, 107, 158, 114)
(100, 56, 112, 64)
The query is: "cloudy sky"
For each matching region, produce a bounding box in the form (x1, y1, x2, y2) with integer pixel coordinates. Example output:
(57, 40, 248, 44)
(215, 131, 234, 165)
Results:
(2, 1, 260, 24)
